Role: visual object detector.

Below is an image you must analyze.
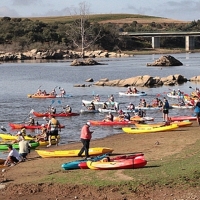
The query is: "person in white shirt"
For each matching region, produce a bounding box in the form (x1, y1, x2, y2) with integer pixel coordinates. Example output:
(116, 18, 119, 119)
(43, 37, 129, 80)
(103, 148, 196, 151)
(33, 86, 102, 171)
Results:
(4, 144, 21, 166)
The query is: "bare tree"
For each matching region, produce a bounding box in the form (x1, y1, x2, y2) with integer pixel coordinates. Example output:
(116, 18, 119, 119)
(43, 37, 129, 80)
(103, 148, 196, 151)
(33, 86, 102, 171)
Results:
(66, 2, 103, 58)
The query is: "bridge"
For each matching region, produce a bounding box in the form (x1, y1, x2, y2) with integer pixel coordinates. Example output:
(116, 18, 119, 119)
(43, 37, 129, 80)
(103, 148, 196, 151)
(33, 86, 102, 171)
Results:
(120, 32, 200, 51)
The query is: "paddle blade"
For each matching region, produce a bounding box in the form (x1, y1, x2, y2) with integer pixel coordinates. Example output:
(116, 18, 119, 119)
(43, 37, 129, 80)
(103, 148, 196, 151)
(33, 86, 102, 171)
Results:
(58, 100, 61, 104)
(30, 109, 34, 114)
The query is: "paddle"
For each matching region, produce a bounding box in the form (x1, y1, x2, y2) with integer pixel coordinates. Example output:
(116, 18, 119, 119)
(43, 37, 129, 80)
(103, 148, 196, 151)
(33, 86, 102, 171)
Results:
(22, 109, 34, 122)
(1, 126, 12, 135)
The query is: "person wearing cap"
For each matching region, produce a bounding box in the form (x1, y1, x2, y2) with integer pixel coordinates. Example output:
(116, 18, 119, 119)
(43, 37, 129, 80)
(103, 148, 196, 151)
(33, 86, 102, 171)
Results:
(78, 122, 93, 159)
(63, 105, 72, 113)
(4, 144, 21, 166)
(47, 115, 61, 147)
(35, 124, 48, 142)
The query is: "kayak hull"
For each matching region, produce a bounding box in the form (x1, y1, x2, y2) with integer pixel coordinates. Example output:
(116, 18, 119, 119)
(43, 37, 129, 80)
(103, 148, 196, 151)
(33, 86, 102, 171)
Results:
(89, 120, 136, 126)
(33, 111, 79, 117)
(122, 124, 179, 134)
(27, 94, 56, 98)
(0, 141, 39, 150)
(9, 123, 65, 129)
(35, 147, 114, 158)
(169, 116, 197, 121)
(119, 92, 147, 96)
(82, 100, 118, 106)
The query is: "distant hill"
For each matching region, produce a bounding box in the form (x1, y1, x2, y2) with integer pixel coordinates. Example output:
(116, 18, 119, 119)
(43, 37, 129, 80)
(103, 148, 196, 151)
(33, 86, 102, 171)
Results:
(27, 14, 190, 24)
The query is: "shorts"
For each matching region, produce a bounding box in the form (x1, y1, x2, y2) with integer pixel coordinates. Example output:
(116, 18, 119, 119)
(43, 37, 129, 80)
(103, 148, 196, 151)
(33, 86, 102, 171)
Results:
(163, 110, 169, 114)
(195, 112, 200, 117)
(20, 153, 28, 159)
(49, 130, 58, 136)
(10, 156, 19, 163)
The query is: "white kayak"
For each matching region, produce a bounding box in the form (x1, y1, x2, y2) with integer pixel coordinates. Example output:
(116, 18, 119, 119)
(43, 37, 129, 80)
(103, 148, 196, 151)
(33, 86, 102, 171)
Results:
(167, 93, 184, 99)
(171, 104, 193, 109)
(80, 109, 99, 114)
(56, 94, 73, 98)
(82, 100, 118, 106)
(119, 92, 147, 96)
(135, 106, 161, 110)
(98, 108, 135, 113)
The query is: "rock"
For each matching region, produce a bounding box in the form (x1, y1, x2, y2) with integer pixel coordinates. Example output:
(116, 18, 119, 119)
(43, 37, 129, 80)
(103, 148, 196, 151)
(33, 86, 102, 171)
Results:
(70, 58, 102, 66)
(146, 55, 183, 66)
(190, 75, 200, 81)
(85, 78, 94, 82)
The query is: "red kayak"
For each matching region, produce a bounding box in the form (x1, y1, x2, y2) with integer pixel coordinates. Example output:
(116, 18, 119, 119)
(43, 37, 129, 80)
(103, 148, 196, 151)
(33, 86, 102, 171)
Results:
(169, 116, 197, 122)
(33, 111, 79, 117)
(89, 120, 136, 126)
(9, 123, 65, 129)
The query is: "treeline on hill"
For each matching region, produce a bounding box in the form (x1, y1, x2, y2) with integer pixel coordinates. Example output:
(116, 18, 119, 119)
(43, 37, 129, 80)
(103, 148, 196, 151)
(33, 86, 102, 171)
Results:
(0, 16, 200, 52)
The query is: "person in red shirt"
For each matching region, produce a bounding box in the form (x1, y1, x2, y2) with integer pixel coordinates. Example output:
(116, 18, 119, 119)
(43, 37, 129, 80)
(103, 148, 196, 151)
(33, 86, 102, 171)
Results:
(78, 122, 93, 159)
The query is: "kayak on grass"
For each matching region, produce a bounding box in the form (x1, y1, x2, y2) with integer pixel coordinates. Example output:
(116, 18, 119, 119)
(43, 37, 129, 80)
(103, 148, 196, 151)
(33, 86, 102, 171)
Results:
(83, 155, 147, 170)
(122, 124, 179, 134)
(35, 147, 114, 158)
(119, 92, 147, 96)
(33, 111, 79, 117)
(9, 123, 65, 129)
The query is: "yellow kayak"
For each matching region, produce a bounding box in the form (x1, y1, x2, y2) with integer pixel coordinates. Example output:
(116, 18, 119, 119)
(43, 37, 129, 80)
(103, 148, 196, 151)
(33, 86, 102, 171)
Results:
(135, 120, 192, 128)
(35, 147, 114, 158)
(122, 124, 179, 134)
(0, 133, 33, 140)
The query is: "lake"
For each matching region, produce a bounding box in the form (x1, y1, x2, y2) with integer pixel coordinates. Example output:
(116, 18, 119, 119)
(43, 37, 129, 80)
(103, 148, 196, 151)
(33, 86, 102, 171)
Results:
(0, 52, 199, 154)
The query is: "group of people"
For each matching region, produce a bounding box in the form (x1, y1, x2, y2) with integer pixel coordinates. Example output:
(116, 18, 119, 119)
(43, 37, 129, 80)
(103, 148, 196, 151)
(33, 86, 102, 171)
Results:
(34, 87, 66, 97)
(126, 87, 138, 94)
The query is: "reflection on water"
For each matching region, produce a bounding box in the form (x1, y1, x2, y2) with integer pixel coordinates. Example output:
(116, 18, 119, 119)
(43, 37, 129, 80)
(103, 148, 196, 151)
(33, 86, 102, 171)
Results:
(0, 53, 199, 157)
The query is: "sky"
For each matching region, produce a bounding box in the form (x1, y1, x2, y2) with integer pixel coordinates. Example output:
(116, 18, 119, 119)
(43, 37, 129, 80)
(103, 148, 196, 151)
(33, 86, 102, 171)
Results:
(0, 0, 199, 21)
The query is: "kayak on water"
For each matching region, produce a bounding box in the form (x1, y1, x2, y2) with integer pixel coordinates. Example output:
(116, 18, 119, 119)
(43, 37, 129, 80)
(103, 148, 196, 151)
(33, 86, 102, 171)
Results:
(119, 92, 147, 96)
(98, 108, 135, 113)
(168, 116, 197, 122)
(82, 100, 119, 106)
(33, 111, 79, 117)
(171, 104, 193, 109)
(89, 120, 136, 126)
(80, 109, 99, 114)
(27, 94, 56, 98)
(9, 123, 65, 129)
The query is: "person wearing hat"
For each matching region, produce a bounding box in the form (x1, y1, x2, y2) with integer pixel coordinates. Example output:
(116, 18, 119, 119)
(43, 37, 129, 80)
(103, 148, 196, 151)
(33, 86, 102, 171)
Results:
(63, 105, 72, 113)
(78, 122, 93, 159)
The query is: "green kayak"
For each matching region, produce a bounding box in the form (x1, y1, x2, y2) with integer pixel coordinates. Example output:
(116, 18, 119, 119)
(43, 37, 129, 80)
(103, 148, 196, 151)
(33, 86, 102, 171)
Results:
(0, 141, 39, 151)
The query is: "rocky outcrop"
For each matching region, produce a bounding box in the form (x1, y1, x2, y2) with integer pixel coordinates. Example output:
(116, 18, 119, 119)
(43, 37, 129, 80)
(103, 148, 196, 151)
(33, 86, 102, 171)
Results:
(190, 76, 200, 81)
(93, 74, 188, 87)
(70, 58, 103, 66)
(146, 55, 183, 66)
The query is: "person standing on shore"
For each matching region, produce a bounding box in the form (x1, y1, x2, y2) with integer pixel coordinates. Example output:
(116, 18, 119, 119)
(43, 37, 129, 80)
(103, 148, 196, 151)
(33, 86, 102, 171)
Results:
(194, 99, 200, 125)
(162, 99, 170, 122)
(78, 122, 93, 159)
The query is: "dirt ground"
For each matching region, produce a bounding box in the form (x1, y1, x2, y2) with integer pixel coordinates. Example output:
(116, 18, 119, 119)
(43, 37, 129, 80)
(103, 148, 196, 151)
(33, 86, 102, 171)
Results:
(0, 122, 200, 200)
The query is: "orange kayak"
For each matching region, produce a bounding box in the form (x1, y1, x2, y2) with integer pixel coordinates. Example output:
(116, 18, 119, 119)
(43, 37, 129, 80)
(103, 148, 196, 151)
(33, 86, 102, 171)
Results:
(27, 94, 56, 98)
(33, 111, 79, 117)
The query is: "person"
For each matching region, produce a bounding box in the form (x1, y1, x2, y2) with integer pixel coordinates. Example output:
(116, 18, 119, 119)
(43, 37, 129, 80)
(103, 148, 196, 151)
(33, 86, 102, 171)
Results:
(194, 99, 200, 125)
(158, 99, 163, 107)
(126, 87, 132, 94)
(63, 105, 72, 113)
(178, 99, 185, 106)
(171, 89, 176, 96)
(13, 131, 25, 143)
(93, 94, 100, 102)
(4, 144, 21, 166)
(124, 112, 131, 121)
(20, 127, 26, 137)
(50, 106, 56, 114)
(127, 102, 135, 111)
(108, 94, 114, 102)
(50, 88, 56, 96)
(141, 99, 147, 107)
(35, 124, 48, 142)
(177, 89, 183, 99)
(42, 90, 47, 95)
(78, 122, 93, 159)
(19, 137, 31, 161)
(118, 109, 124, 120)
(46, 115, 61, 147)
(103, 112, 114, 122)
(152, 98, 159, 107)
(60, 88, 66, 97)
(27, 117, 35, 125)
(137, 109, 146, 117)
(35, 89, 42, 96)
(132, 87, 138, 94)
(162, 99, 170, 122)
(87, 102, 96, 110)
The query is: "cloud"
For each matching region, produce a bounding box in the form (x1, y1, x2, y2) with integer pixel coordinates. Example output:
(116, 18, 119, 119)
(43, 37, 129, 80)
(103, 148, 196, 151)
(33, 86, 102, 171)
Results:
(0, 6, 19, 17)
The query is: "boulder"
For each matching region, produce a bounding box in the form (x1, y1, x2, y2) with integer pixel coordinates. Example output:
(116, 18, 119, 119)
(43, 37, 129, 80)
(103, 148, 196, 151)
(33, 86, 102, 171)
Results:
(146, 55, 183, 66)
(70, 58, 102, 66)
(190, 76, 200, 81)
(85, 78, 94, 82)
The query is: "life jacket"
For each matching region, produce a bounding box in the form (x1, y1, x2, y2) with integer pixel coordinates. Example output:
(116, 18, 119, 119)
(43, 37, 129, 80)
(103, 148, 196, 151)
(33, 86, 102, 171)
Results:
(50, 118, 59, 128)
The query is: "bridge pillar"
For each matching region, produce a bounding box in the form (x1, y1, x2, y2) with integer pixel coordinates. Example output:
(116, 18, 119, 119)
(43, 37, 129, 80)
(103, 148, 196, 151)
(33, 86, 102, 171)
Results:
(152, 37, 160, 49)
(185, 36, 195, 51)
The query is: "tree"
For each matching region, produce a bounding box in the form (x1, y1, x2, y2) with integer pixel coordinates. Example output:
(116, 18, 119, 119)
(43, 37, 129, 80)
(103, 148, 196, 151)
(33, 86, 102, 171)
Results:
(66, 2, 103, 58)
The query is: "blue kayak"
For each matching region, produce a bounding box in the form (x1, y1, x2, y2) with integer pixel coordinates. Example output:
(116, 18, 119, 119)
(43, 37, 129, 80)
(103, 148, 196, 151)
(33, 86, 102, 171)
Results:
(61, 154, 108, 170)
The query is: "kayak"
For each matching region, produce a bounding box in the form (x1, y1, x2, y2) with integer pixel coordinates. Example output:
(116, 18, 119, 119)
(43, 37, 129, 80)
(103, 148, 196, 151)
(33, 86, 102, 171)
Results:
(79, 153, 145, 169)
(113, 116, 154, 122)
(27, 94, 56, 98)
(135, 120, 193, 128)
(80, 109, 99, 114)
(84, 155, 147, 170)
(33, 111, 79, 117)
(89, 120, 136, 126)
(122, 124, 179, 134)
(82, 100, 119, 106)
(0, 141, 39, 150)
(135, 106, 161, 110)
(9, 123, 65, 129)
(171, 104, 193, 109)
(35, 147, 114, 158)
(119, 92, 147, 96)
(167, 93, 184, 99)
(0, 133, 60, 142)
(98, 108, 135, 113)
(169, 116, 197, 121)
(61, 154, 108, 170)
(56, 94, 73, 98)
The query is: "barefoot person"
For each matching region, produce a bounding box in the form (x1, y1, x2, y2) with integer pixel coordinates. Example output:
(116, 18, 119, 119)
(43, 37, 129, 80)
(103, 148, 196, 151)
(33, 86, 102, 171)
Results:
(194, 99, 200, 125)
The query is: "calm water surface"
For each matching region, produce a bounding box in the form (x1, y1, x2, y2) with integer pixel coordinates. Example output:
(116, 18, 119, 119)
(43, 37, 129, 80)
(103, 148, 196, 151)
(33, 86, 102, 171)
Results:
(0, 52, 200, 157)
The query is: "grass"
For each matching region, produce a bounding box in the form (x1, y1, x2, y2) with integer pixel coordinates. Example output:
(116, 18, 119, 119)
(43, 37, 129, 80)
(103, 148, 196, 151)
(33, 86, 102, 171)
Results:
(40, 139, 200, 190)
